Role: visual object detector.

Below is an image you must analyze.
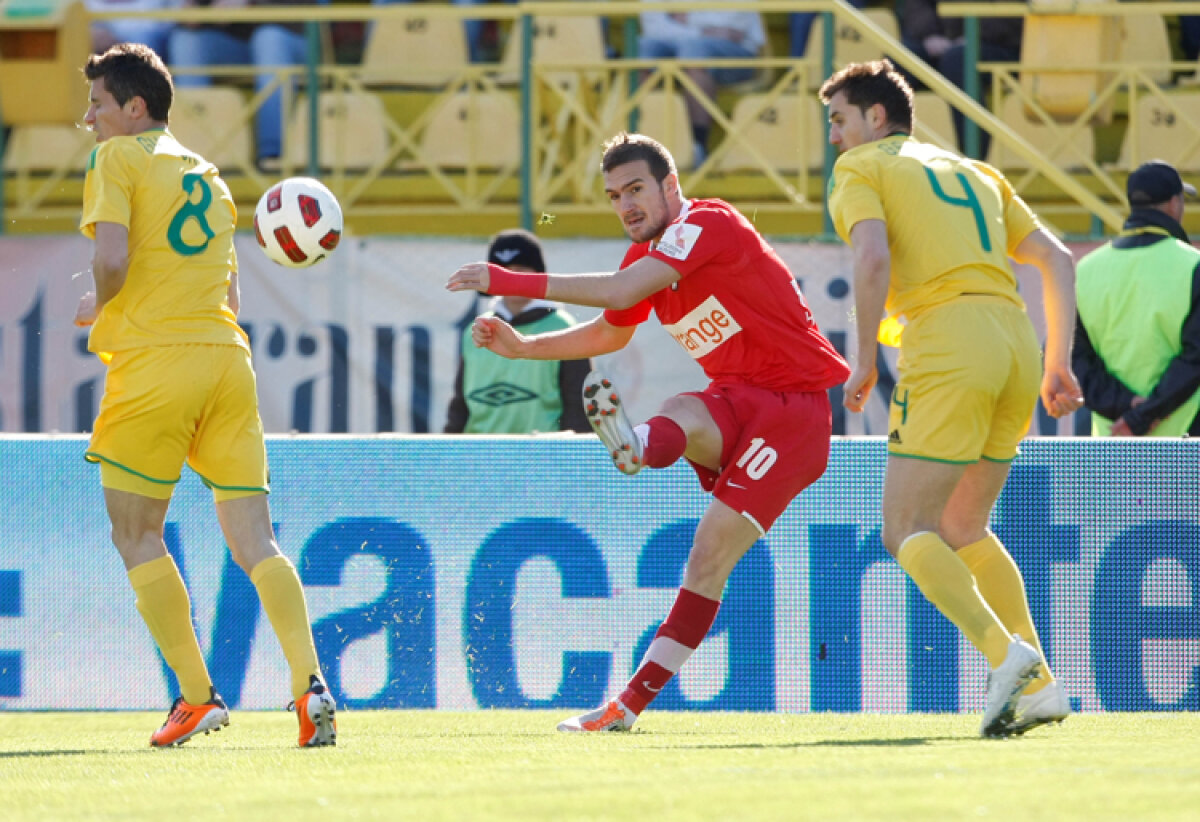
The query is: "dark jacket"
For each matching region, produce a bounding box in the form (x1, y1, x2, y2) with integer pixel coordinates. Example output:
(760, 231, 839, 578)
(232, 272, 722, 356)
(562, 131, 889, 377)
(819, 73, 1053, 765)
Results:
(1072, 208, 1200, 435)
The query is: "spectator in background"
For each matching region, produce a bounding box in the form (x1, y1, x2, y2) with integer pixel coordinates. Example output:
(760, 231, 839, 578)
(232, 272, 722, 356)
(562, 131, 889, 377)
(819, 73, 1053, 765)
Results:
(88, 0, 180, 57)
(1074, 160, 1200, 437)
(788, 0, 866, 58)
(445, 229, 592, 434)
(637, 2, 765, 164)
(1181, 15, 1200, 62)
(168, 0, 312, 170)
(898, 0, 1022, 159)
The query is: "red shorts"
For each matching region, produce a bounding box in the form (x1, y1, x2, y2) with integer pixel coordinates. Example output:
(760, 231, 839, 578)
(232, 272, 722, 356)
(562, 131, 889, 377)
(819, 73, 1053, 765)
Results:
(684, 383, 833, 534)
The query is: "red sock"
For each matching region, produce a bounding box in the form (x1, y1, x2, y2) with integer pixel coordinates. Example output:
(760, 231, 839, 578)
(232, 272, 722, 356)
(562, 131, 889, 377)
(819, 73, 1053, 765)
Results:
(642, 416, 687, 468)
(620, 588, 721, 714)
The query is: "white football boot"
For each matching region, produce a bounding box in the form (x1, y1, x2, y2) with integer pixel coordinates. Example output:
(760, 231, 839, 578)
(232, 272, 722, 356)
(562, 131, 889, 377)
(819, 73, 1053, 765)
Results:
(980, 638, 1042, 737)
(1006, 680, 1071, 735)
(582, 371, 643, 476)
(557, 699, 637, 733)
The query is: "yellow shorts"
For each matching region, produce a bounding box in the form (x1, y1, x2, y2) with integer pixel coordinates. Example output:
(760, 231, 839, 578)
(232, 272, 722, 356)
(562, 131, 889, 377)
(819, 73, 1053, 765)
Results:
(86, 344, 269, 500)
(888, 298, 1041, 464)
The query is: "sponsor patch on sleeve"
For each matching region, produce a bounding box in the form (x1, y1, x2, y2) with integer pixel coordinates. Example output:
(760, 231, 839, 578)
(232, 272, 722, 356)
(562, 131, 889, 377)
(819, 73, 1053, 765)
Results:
(655, 222, 703, 261)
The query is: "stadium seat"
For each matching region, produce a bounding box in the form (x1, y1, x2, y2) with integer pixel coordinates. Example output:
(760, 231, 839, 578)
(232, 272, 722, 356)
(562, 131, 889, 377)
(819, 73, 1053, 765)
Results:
(630, 90, 694, 170)
(911, 91, 957, 150)
(419, 91, 520, 168)
(284, 91, 391, 172)
(804, 8, 899, 89)
(987, 93, 1095, 171)
(169, 87, 254, 172)
(360, 12, 470, 87)
(714, 93, 824, 172)
(1117, 92, 1200, 173)
(497, 14, 607, 85)
(1, 123, 93, 173)
(1018, 10, 1119, 124)
(1117, 13, 1172, 87)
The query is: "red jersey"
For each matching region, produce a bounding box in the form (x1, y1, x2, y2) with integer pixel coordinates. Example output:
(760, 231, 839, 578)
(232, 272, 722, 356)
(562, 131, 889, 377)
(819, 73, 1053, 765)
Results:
(605, 198, 850, 392)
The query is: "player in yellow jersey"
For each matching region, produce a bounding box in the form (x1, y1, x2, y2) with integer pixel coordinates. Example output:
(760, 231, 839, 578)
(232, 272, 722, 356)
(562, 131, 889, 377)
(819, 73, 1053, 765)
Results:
(74, 44, 335, 748)
(820, 60, 1084, 737)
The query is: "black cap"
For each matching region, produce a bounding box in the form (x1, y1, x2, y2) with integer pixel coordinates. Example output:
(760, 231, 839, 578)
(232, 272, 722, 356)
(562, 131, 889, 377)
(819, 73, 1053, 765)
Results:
(487, 228, 545, 272)
(1127, 160, 1198, 206)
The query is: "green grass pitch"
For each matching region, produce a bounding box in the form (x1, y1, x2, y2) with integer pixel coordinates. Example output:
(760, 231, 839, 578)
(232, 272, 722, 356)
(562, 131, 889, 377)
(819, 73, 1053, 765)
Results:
(2, 711, 1198, 821)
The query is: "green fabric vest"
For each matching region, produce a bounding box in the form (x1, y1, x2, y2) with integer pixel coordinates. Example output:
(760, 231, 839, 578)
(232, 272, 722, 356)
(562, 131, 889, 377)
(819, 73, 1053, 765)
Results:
(1076, 236, 1200, 435)
(459, 309, 576, 434)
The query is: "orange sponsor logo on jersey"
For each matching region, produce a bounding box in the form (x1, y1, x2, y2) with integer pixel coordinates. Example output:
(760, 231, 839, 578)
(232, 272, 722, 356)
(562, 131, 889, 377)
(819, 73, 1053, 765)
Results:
(663, 295, 743, 359)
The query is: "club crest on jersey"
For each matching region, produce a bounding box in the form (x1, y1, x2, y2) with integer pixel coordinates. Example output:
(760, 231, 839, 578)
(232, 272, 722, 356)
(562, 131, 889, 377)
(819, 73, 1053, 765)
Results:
(655, 221, 703, 261)
(662, 295, 742, 359)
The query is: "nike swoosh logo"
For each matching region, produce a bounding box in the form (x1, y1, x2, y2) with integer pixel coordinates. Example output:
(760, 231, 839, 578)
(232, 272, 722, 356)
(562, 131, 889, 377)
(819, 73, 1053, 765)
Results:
(642, 681, 662, 693)
(727, 481, 745, 489)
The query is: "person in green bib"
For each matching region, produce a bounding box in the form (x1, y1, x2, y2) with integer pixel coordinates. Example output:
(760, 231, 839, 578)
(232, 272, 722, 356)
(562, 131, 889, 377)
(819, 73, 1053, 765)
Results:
(444, 229, 593, 434)
(1074, 160, 1200, 437)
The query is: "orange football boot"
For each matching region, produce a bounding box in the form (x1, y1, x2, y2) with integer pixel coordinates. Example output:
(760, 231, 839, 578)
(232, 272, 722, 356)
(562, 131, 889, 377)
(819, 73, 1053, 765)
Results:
(291, 676, 337, 748)
(149, 692, 230, 747)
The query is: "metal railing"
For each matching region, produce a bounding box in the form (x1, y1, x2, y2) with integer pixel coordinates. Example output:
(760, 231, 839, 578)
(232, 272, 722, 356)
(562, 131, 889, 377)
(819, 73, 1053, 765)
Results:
(3, 1, 1199, 236)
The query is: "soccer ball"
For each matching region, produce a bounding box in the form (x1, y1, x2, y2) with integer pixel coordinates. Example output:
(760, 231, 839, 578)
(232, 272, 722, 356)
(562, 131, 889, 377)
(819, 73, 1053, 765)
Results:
(253, 177, 343, 268)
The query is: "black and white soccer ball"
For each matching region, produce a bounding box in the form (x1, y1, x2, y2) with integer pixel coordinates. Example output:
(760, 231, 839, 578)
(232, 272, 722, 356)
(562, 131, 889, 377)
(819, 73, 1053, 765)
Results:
(253, 177, 343, 268)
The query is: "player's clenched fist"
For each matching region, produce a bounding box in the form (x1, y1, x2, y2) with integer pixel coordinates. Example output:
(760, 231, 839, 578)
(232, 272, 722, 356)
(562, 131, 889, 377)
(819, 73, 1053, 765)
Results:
(471, 315, 527, 359)
(446, 262, 491, 294)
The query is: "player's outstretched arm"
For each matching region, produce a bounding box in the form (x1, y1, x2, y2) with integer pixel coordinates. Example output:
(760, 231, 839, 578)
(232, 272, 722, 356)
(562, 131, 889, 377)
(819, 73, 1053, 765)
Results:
(474, 314, 635, 361)
(447, 257, 679, 310)
(1012, 227, 1085, 418)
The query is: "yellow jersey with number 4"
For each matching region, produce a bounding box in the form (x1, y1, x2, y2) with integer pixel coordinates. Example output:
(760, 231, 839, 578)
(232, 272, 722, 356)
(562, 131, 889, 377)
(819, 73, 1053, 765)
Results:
(828, 134, 1041, 345)
(79, 127, 246, 356)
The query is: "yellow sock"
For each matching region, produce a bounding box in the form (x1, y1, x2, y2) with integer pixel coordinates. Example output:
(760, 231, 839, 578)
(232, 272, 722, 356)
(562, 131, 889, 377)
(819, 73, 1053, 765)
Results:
(127, 555, 212, 705)
(896, 532, 1012, 668)
(251, 555, 321, 700)
(958, 534, 1053, 693)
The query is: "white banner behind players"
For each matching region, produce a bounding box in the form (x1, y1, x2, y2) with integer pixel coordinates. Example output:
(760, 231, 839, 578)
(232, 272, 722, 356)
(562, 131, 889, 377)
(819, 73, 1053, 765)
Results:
(0, 234, 1089, 436)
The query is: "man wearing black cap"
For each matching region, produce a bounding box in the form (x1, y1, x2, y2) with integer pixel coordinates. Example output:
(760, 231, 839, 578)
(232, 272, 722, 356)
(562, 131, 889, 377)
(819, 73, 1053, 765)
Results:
(1074, 159, 1200, 437)
(444, 228, 592, 434)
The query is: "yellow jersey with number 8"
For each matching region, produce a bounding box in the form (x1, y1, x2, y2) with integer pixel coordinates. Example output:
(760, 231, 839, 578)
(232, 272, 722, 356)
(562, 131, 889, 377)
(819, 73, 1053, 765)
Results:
(828, 135, 1041, 346)
(80, 127, 246, 356)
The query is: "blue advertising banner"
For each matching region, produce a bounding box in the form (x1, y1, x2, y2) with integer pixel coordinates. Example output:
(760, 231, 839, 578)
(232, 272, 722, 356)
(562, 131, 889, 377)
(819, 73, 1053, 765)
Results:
(0, 436, 1196, 713)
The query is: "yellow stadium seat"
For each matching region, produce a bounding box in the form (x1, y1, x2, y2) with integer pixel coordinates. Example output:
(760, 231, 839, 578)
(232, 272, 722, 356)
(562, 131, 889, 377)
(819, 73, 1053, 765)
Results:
(1, 123, 92, 173)
(805, 8, 899, 89)
(631, 90, 694, 170)
(987, 93, 1095, 171)
(285, 91, 390, 172)
(1118, 13, 1172, 87)
(361, 13, 470, 87)
(498, 14, 607, 85)
(1019, 13, 1119, 124)
(169, 87, 254, 172)
(1117, 93, 1200, 173)
(714, 93, 824, 172)
(912, 91, 957, 150)
(419, 91, 520, 168)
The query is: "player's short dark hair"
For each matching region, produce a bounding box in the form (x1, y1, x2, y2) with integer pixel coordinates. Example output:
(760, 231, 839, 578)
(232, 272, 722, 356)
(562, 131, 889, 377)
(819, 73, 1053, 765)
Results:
(818, 59, 914, 134)
(601, 132, 677, 181)
(84, 43, 173, 123)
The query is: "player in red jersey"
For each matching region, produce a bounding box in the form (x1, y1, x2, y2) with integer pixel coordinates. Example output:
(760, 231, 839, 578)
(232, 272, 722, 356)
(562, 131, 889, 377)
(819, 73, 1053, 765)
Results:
(447, 132, 850, 732)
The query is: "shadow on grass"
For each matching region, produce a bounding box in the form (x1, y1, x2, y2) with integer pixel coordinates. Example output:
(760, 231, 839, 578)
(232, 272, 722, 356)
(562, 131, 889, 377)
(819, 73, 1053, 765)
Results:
(0, 750, 90, 758)
(654, 736, 964, 750)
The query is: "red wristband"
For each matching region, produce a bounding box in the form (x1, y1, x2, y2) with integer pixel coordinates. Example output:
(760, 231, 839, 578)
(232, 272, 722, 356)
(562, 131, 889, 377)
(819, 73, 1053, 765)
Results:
(487, 263, 548, 299)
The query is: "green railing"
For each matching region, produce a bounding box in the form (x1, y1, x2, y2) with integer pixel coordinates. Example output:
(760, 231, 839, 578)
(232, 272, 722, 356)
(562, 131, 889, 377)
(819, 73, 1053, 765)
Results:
(3, 1, 1199, 237)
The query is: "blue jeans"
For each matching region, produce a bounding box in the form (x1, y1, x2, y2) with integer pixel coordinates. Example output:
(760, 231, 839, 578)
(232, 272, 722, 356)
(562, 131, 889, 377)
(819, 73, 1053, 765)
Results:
(638, 36, 757, 86)
(168, 25, 307, 159)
